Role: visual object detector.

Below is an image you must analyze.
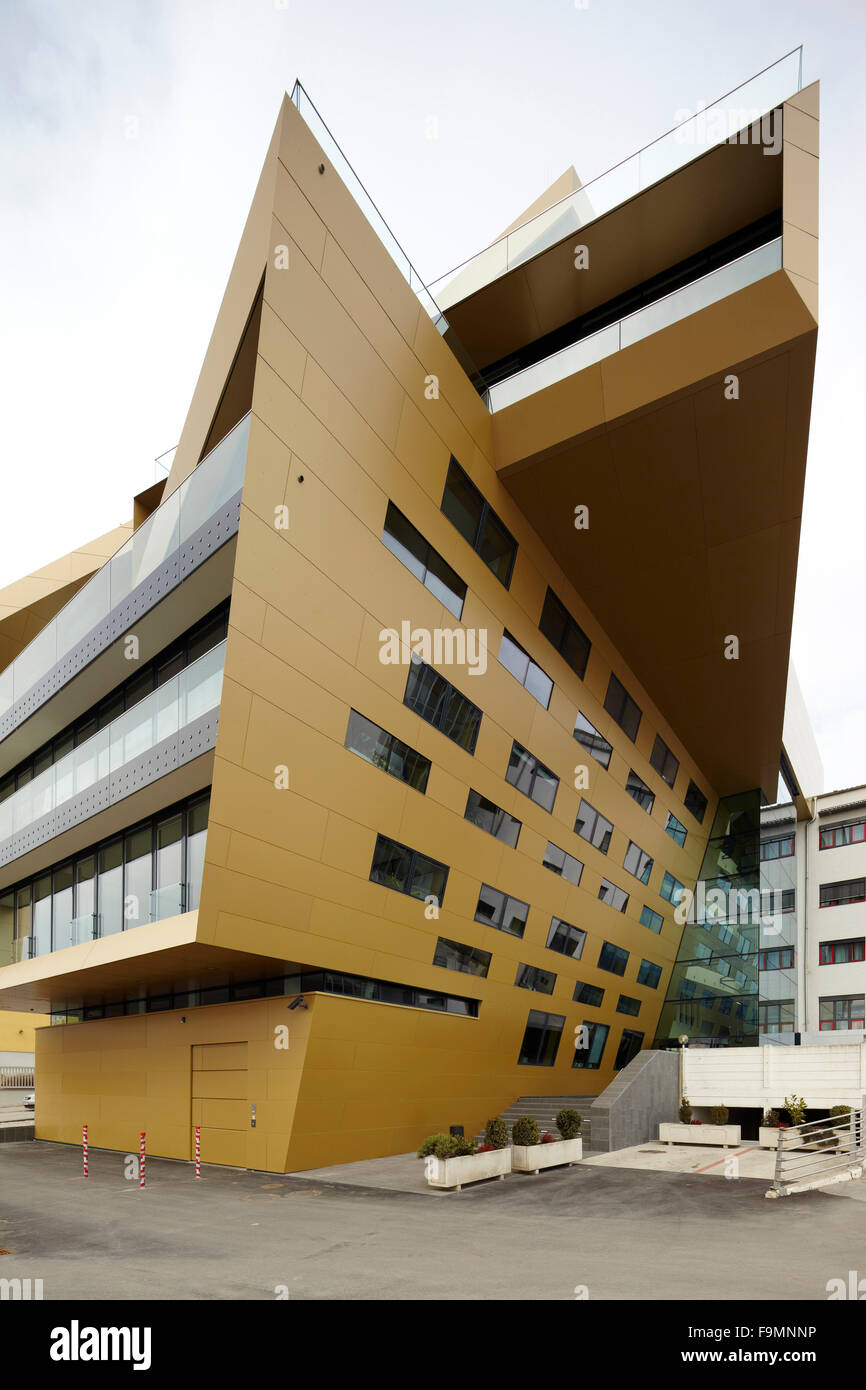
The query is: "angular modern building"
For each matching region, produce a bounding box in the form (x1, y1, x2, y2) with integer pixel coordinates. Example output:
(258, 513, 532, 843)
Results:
(0, 52, 821, 1170)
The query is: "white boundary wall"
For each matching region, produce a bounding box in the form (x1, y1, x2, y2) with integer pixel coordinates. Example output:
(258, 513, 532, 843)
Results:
(683, 1043, 866, 1109)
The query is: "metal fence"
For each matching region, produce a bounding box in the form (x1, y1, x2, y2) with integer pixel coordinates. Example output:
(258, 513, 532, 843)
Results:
(771, 1107, 866, 1196)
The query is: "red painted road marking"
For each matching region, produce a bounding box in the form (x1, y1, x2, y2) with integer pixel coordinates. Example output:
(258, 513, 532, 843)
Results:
(694, 1146, 757, 1173)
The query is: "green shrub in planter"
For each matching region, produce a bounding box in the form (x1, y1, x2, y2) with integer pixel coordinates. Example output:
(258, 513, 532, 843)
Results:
(763, 1109, 781, 1128)
(556, 1108, 582, 1140)
(829, 1105, 852, 1118)
(784, 1094, 807, 1127)
(416, 1132, 476, 1160)
(711, 1105, 729, 1126)
(484, 1116, 509, 1150)
(679, 1098, 692, 1124)
(512, 1116, 540, 1147)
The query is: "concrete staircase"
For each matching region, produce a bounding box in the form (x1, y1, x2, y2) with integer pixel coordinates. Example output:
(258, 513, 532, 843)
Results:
(499, 1096, 597, 1150)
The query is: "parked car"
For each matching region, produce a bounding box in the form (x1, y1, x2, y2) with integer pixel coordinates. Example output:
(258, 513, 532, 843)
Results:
(23, 1092, 34, 1110)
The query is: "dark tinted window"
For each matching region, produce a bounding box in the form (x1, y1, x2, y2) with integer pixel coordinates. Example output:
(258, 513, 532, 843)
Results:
(616, 995, 641, 1016)
(441, 457, 517, 586)
(640, 904, 664, 934)
(370, 834, 449, 906)
(819, 879, 866, 908)
(506, 740, 559, 812)
(637, 959, 662, 988)
(573, 1020, 609, 1069)
(573, 981, 604, 1007)
(684, 780, 708, 823)
(546, 916, 586, 959)
(382, 503, 466, 618)
(604, 673, 642, 742)
(515, 963, 557, 995)
(650, 735, 679, 788)
(614, 1029, 644, 1070)
(465, 791, 521, 848)
(518, 1010, 565, 1066)
(345, 710, 430, 792)
(538, 588, 591, 680)
(403, 656, 481, 753)
(433, 936, 491, 977)
(474, 884, 528, 938)
(626, 769, 654, 814)
(598, 941, 629, 976)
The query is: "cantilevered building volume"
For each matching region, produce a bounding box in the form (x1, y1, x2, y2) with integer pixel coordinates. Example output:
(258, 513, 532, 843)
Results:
(0, 51, 821, 1170)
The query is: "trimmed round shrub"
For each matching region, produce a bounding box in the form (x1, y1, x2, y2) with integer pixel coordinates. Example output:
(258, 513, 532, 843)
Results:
(679, 1098, 693, 1124)
(484, 1116, 509, 1150)
(512, 1116, 540, 1147)
(556, 1108, 582, 1140)
(711, 1105, 729, 1126)
(763, 1109, 781, 1128)
(830, 1105, 852, 1118)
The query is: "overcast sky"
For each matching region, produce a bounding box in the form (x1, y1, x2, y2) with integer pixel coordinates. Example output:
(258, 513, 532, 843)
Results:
(1, 0, 863, 789)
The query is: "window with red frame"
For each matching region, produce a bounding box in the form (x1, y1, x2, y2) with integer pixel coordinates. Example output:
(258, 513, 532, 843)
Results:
(819, 996, 865, 1030)
(820, 821, 866, 850)
(819, 879, 866, 908)
(819, 939, 865, 965)
(759, 947, 794, 970)
(760, 835, 795, 861)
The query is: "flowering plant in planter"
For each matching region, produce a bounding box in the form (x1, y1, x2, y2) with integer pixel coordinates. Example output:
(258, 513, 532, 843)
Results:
(540, 1132, 555, 1144)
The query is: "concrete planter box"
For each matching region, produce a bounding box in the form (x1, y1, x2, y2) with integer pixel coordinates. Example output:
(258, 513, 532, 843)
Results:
(659, 1122, 741, 1148)
(759, 1127, 786, 1149)
(512, 1137, 583, 1173)
(424, 1147, 511, 1190)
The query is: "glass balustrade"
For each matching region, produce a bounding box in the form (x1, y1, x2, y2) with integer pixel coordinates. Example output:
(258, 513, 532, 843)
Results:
(0, 414, 248, 723)
(486, 238, 782, 413)
(150, 883, 186, 920)
(428, 49, 801, 310)
(0, 641, 225, 846)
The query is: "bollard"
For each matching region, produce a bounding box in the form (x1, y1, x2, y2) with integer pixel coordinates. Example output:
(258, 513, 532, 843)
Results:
(195, 1125, 201, 1180)
(139, 1131, 146, 1189)
(83, 1124, 88, 1179)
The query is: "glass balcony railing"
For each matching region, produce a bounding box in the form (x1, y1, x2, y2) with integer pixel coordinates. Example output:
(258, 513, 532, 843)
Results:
(0, 640, 225, 847)
(428, 48, 802, 310)
(149, 883, 186, 920)
(486, 237, 783, 412)
(0, 413, 249, 725)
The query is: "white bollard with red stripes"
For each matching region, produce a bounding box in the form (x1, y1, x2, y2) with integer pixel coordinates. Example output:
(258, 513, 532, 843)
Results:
(195, 1125, 201, 1180)
(139, 1131, 146, 1188)
(82, 1124, 88, 1179)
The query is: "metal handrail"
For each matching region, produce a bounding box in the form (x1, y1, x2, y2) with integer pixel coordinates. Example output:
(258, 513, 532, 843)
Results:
(772, 1107, 866, 1195)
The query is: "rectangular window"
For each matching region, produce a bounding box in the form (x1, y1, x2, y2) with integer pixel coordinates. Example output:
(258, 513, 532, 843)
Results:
(370, 833, 449, 906)
(761, 889, 795, 916)
(759, 947, 795, 970)
(616, 994, 641, 1017)
(506, 740, 559, 812)
(518, 1009, 565, 1066)
(660, 871, 685, 907)
(574, 799, 613, 854)
(474, 884, 529, 938)
(573, 712, 612, 768)
(433, 936, 491, 978)
(441, 457, 517, 587)
(614, 1029, 644, 1070)
(542, 841, 583, 887)
(684, 780, 708, 824)
(403, 656, 481, 754)
(546, 916, 586, 960)
(640, 904, 664, 934)
(820, 879, 866, 909)
(381, 502, 466, 618)
(573, 1020, 609, 1069)
(819, 938, 865, 965)
(538, 588, 591, 680)
(465, 790, 521, 848)
(604, 673, 641, 743)
(345, 710, 431, 792)
(665, 813, 687, 848)
(819, 996, 865, 1031)
(759, 1000, 795, 1034)
(515, 963, 556, 995)
(498, 631, 553, 708)
(637, 959, 662, 989)
(760, 835, 795, 861)
(820, 820, 866, 850)
(650, 735, 679, 788)
(598, 878, 629, 913)
(598, 941, 629, 976)
(573, 981, 604, 1007)
(626, 769, 654, 814)
(623, 840, 653, 885)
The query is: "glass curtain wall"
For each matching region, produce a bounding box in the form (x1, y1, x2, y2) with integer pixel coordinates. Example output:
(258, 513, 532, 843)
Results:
(653, 790, 761, 1045)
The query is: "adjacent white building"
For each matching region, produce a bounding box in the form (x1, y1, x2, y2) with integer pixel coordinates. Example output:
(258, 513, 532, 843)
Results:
(761, 785, 866, 1040)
